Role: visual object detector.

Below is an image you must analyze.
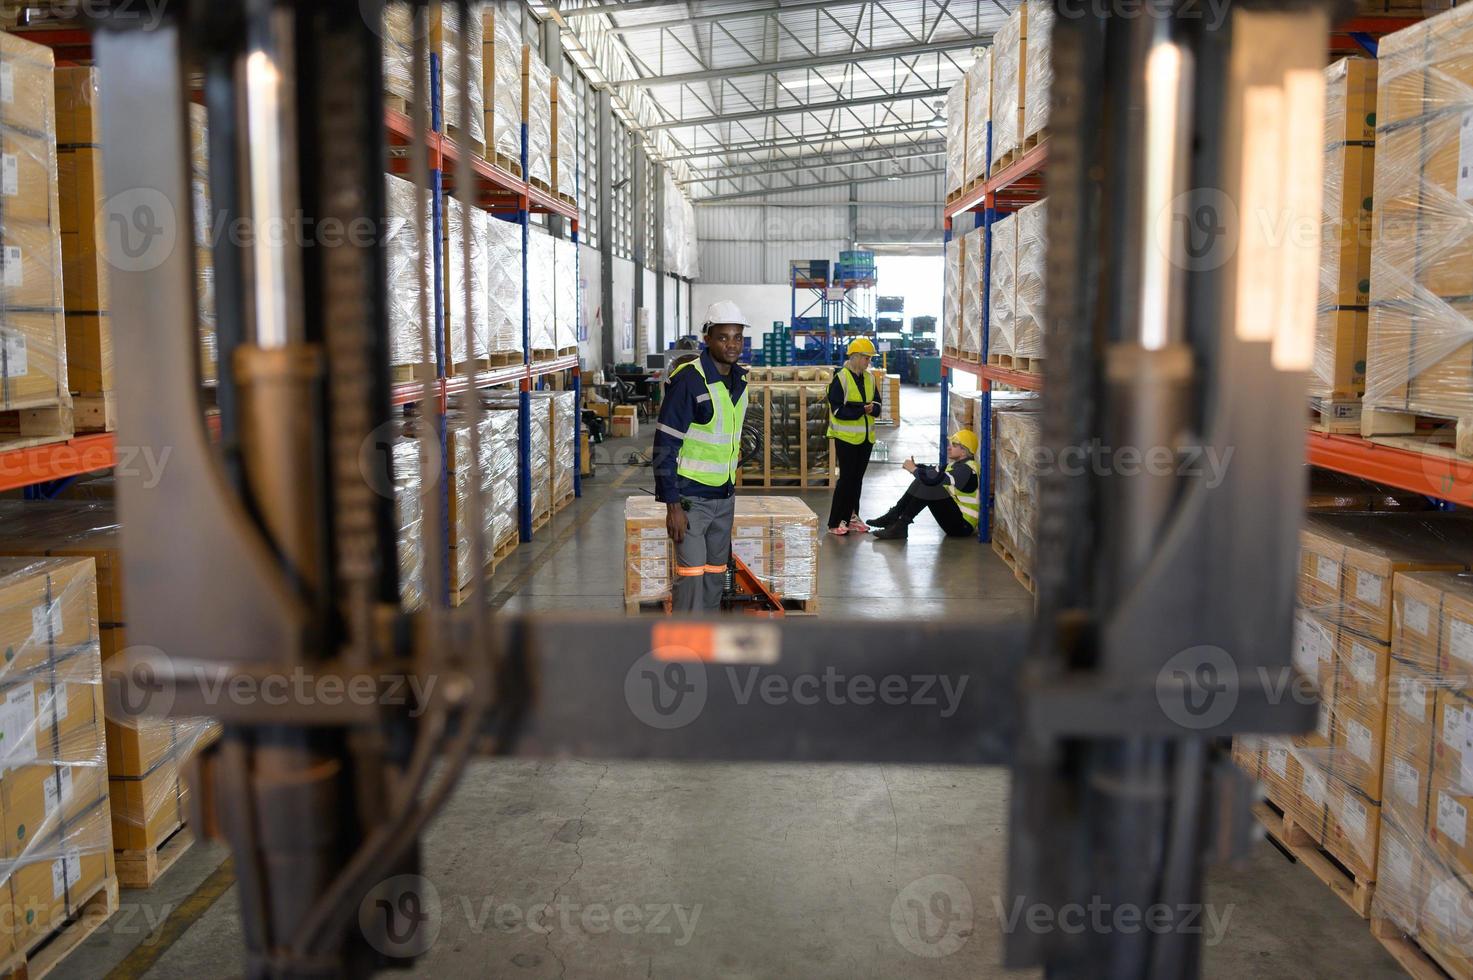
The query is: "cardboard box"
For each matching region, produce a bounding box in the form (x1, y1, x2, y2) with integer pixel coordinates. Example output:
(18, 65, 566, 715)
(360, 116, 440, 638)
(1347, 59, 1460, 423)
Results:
(1297, 758, 1332, 845)
(1429, 769, 1473, 873)
(1332, 685, 1387, 800)
(1420, 855, 1473, 977)
(7, 809, 112, 949)
(1261, 740, 1301, 812)
(1326, 775, 1381, 879)
(0, 221, 62, 309)
(1376, 813, 1426, 936)
(0, 310, 69, 411)
(611, 414, 639, 439)
(1433, 687, 1473, 790)
(53, 65, 98, 146)
(108, 752, 191, 852)
(57, 144, 111, 311)
(0, 126, 58, 226)
(1324, 57, 1378, 145)
(0, 503, 124, 632)
(0, 32, 58, 137)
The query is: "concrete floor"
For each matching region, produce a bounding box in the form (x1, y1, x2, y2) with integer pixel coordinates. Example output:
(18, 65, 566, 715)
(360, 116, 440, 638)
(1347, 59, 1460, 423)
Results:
(67, 386, 1403, 978)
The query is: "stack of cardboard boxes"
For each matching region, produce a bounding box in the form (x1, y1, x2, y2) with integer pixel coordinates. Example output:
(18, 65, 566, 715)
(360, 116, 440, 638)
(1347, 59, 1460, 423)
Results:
(521, 45, 552, 190)
(483, 1, 523, 174)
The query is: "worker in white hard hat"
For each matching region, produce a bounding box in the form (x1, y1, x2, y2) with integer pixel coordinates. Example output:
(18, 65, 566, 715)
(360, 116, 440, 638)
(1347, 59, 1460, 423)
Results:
(870, 429, 982, 541)
(825, 337, 883, 535)
(652, 300, 750, 612)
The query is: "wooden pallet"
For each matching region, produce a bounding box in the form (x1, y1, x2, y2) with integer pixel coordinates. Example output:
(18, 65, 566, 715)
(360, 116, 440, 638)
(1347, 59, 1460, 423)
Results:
(0, 875, 120, 980)
(946, 174, 986, 204)
(530, 348, 563, 363)
(487, 350, 523, 367)
(989, 118, 1037, 173)
(557, 192, 577, 208)
(385, 93, 412, 116)
(736, 384, 837, 490)
(1361, 406, 1473, 459)
(0, 402, 73, 452)
(529, 175, 552, 194)
(115, 823, 195, 890)
(1308, 395, 1363, 434)
(390, 361, 438, 383)
(1253, 800, 1375, 918)
(493, 533, 518, 566)
(493, 152, 523, 179)
(445, 124, 486, 160)
(531, 506, 551, 533)
(557, 346, 577, 358)
(987, 352, 1043, 375)
(553, 488, 575, 514)
(1372, 917, 1472, 980)
(73, 391, 116, 434)
(992, 536, 1035, 595)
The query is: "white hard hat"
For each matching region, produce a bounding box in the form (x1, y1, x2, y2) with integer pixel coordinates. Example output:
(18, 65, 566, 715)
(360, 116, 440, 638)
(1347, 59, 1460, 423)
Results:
(703, 300, 750, 329)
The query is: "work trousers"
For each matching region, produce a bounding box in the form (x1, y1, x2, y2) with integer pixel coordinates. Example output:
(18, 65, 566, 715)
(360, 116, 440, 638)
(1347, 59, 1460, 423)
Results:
(674, 495, 736, 612)
(828, 438, 874, 529)
(895, 479, 976, 538)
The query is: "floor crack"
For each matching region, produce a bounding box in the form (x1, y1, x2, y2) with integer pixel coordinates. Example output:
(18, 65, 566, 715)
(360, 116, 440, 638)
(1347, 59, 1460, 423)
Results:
(541, 763, 609, 980)
(879, 765, 900, 886)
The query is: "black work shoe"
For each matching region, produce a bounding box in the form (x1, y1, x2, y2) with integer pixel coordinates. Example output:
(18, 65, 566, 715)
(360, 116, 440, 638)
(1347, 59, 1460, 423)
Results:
(872, 523, 909, 540)
(868, 511, 899, 529)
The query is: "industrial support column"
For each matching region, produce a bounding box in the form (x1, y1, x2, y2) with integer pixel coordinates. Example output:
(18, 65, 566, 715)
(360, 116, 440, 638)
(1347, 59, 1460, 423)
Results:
(632, 142, 648, 359)
(653, 170, 665, 351)
(596, 89, 615, 369)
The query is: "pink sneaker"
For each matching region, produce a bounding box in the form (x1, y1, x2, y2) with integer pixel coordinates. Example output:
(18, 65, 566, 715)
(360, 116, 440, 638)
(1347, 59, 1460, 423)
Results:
(846, 519, 871, 533)
(828, 525, 849, 536)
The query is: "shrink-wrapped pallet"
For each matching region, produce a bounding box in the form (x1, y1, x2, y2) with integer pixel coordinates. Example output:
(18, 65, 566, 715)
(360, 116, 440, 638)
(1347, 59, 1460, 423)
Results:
(943, 234, 963, 354)
(483, 1, 524, 168)
(554, 236, 577, 351)
(528, 227, 556, 353)
(1013, 198, 1047, 360)
(392, 427, 425, 609)
(383, 4, 485, 149)
(964, 49, 991, 187)
(990, 4, 1027, 167)
(944, 74, 968, 198)
(486, 214, 523, 357)
(443, 196, 490, 368)
(522, 47, 552, 187)
(989, 213, 1017, 358)
(552, 75, 578, 201)
(1022, 0, 1052, 143)
(384, 174, 434, 371)
(961, 225, 983, 359)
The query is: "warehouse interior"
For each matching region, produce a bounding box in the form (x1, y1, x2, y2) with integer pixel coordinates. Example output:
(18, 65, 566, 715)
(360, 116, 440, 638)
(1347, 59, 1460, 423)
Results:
(0, 1, 1467, 978)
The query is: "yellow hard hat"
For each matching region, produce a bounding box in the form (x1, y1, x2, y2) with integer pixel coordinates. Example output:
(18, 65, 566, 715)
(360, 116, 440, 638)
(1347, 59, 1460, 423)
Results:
(950, 429, 980, 455)
(847, 337, 877, 356)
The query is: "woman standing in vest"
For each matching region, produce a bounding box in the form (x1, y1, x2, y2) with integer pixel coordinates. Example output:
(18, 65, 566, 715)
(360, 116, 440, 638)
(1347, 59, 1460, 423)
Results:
(651, 302, 750, 612)
(868, 429, 982, 540)
(825, 338, 882, 536)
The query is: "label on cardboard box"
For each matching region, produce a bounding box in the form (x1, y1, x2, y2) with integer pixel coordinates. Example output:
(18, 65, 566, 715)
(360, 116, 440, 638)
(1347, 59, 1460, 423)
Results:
(639, 528, 664, 541)
(639, 540, 666, 560)
(1316, 555, 1340, 586)
(1459, 110, 1473, 202)
(1399, 675, 1429, 721)
(1356, 570, 1383, 606)
(1303, 766, 1327, 806)
(1267, 746, 1288, 778)
(1342, 795, 1368, 842)
(0, 64, 12, 105)
(31, 600, 62, 646)
(2, 245, 19, 288)
(1, 329, 28, 379)
(1394, 758, 1420, 807)
(1405, 597, 1431, 636)
(42, 766, 73, 817)
(1385, 835, 1414, 892)
(1445, 705, 1468, 751)
(39, 682, 69, 728)
(1349, 642, 1378, 686)
(51, 848, 81, 899)
(1316, 700, 1332, 740)
(732, 540, 764, 570)
(1293, 613, 1332, 674)
(1347, 719, 1374, 764)
(0, 684, 37, 770)
(1452, 619, 1473, 666)
(1439, 791, 1468, 847)
(2, 153, 16, 198)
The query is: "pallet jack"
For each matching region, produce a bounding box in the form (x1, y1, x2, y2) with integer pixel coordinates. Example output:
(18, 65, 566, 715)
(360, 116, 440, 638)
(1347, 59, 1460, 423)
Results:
(657, 554, 788, 618)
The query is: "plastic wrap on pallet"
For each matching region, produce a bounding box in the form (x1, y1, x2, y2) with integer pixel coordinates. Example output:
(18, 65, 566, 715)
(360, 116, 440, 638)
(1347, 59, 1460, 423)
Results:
(0, 557, 114, 953)
(990, 4, 1025, 167)
(522, 47, 552, 187)
(1324, 56, 1378, 148)
(554, 236, 577, 352)
(440, 2, 485, 148)
(445, 409, 502, 594)
(989, 213, 1017, 358)
(1318, 133, 1375, 315)
(993, 405, 1040, 575)
(487, 406, 518, 549)
(739, 383, 833, 483)
(384, 174, 435, 370)
(1013, 197, 1047, 360)
(943, 234, 962, 354)
(55, 67, 114, 402)
(960, 226, 983, 357)
(1022, 0, 1052, 143)
(553, 76, 578, 201)
(485, 392, 551, 520)
(444, 195, 490, 367)
(624, 496, 819, 606)
(539, 389, 576, 504)
(944, 74, 968, 198)
(1305, 466, 1433, 512)
(0, 33, 70, 415)
(485, 214, 523, 357)
(189, 102, 217, 384)
(681, 195, 700, 279)
(392, 427, 425, 610)
(484, 2, 523, 166)
(964, 48, 991, 187)
(528, 227, 556, 352)
(1363, 6, 1473, 428)
(381, 4, 419, 109)
(949, 390, 981, 439)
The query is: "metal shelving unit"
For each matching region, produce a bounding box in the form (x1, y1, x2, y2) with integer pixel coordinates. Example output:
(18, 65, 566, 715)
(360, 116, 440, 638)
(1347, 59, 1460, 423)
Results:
(1, 33, 583, 598)
(940, 137, 1047, 543)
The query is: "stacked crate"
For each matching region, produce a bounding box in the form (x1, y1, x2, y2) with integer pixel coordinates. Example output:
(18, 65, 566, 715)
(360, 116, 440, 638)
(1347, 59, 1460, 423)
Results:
(54, 67, 113, 432)
(964, 49, 991, 192)
(1361, 7, 1473, 456)
(989, 213, 1017, 363)
(0, 502, 219, 887)
(624, 496, 819, 613)
(990, 3, 1028, 170)
(0, 33, 73, 449)
(0, 556, 117, 959)
(1312, 58, 1377, 432)
(1012, 197, 1048, 371)
(738, 380, 834, 489)
(522, 45, 553, 191)
(483, 1, 524, 175)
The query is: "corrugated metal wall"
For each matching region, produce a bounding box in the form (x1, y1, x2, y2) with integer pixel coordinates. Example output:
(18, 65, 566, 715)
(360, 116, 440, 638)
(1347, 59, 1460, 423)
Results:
(695, 173, 943, 284)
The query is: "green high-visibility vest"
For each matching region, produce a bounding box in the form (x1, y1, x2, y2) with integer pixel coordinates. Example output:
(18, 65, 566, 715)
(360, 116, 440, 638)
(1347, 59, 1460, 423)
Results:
(826, 368, 877, 445)
(948, 459, 982, 528)
(662, 360, 748, 487)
